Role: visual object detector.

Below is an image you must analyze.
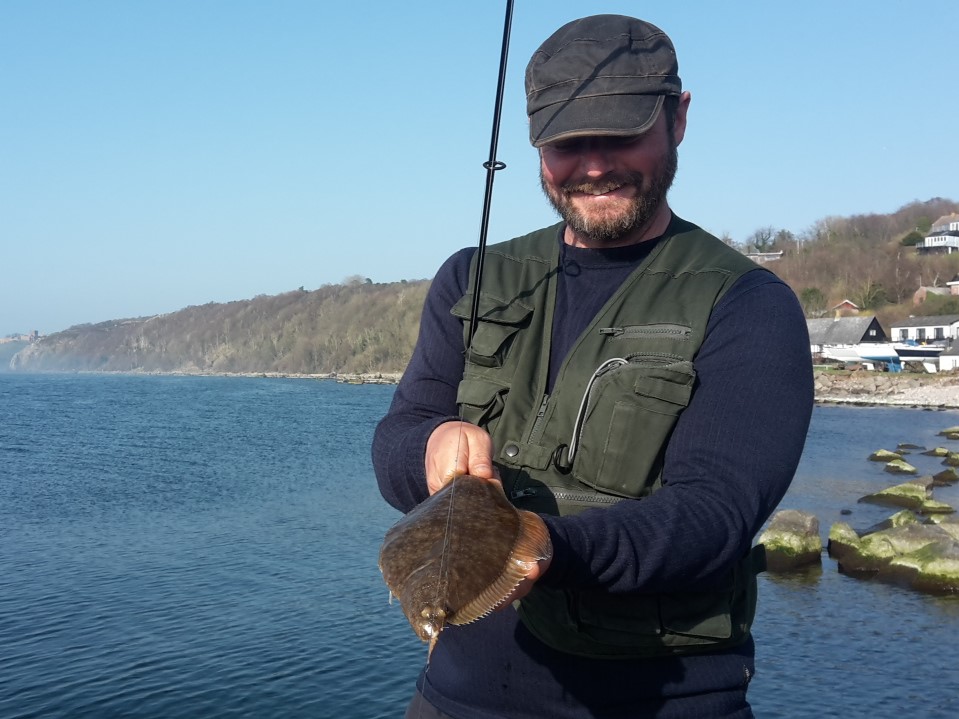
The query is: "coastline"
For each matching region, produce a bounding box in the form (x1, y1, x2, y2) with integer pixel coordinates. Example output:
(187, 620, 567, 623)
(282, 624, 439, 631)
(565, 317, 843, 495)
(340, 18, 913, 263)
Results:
(6, 367, 958, 410)
(813, 369, 959, 410)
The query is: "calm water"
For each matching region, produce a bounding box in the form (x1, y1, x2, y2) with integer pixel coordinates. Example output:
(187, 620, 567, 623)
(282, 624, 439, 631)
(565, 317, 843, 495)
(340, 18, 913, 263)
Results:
(1, 374, 957, 718)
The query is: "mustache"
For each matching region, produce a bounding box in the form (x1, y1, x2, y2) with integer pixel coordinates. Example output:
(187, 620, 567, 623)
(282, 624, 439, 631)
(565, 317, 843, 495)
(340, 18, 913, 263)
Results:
(561, 173, 644, 195)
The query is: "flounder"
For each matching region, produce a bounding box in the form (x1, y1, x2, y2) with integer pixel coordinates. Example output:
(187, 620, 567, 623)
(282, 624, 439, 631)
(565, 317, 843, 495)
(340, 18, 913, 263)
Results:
(378, 474, 552, 657)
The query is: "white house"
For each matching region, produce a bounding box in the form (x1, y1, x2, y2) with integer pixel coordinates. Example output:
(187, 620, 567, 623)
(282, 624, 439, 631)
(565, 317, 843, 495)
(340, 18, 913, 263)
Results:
(917, 213, 959, 255)
(888, 315, 959, 344)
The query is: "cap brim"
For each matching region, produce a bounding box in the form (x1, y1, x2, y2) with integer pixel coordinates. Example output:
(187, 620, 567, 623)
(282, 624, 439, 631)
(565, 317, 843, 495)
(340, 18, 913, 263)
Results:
(529, 94, 666, 148)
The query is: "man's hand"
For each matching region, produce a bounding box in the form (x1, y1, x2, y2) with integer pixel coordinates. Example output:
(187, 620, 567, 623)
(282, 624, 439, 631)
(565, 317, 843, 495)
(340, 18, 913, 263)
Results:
(425, 421, 496, 495)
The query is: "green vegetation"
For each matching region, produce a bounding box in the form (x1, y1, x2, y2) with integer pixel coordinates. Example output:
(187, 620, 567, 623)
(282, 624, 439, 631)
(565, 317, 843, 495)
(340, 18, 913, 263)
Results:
(8, 197, 959, 375)
(11, 280, 430, 375)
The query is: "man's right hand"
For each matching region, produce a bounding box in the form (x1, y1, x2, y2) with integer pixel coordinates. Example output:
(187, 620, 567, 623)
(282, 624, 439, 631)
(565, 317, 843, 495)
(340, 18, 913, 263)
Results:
(425, 421, 497, 495)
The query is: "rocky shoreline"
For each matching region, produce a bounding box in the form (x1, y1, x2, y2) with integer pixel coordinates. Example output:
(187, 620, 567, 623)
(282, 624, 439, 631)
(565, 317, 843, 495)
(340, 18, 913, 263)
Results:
(814, 370, 959, 410)
(13, 367, 959, 409)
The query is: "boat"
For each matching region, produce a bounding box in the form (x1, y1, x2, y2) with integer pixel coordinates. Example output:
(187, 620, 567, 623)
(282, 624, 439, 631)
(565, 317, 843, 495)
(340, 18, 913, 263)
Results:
(821, 342, 900, 365)
(892, 340, 947, 360)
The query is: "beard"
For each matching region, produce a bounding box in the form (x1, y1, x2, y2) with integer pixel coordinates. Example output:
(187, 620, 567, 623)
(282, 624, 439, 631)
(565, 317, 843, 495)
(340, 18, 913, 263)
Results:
(541, 142, 678, 245)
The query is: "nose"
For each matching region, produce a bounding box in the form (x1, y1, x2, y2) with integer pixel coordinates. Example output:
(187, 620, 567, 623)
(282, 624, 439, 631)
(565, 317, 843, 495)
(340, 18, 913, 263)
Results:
(577, 140, 615, 176)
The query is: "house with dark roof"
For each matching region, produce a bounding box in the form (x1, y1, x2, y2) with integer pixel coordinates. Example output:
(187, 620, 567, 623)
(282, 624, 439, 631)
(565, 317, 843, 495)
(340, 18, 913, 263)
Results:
(806, 315, 888, 356)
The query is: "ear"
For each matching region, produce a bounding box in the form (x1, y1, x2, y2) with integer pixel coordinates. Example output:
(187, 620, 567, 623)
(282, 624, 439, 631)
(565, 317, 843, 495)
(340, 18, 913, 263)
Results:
(673, 91, 691, 146)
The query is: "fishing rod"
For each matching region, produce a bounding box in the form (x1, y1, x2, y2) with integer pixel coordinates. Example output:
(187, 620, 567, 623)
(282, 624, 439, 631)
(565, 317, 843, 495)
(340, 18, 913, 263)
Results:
(467, 0, 514, 346)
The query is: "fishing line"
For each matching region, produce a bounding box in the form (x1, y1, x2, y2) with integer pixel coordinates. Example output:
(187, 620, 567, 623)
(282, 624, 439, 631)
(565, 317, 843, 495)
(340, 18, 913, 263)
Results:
(431, 0, 514, 666)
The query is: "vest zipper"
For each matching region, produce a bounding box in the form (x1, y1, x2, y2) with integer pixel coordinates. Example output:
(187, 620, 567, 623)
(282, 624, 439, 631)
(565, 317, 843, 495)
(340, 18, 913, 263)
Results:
(526, 394, 551, 444)
(599, 324, 691, 340)
(510, 487, 623, 505)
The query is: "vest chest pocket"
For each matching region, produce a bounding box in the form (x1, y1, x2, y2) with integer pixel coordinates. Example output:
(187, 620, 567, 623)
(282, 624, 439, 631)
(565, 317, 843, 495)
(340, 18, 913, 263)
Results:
(572, 357, 695, 497)
(457, 378, 509, 436)
(451, 295, 533, 369)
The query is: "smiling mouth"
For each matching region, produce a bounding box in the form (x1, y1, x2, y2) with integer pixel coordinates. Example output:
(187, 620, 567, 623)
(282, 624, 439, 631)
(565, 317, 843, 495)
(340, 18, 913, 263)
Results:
(565, 178, 634, 196)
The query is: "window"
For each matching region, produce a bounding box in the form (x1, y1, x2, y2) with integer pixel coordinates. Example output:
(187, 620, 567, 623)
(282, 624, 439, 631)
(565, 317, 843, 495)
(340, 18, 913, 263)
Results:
(918, 328, 927, 341)
(899, 329, 908, 340)
(935, 328, 945, 340)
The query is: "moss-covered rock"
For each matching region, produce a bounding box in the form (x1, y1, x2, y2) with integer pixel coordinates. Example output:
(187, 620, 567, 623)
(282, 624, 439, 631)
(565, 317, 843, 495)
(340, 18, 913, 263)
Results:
(861, 509, 920, 535)
(942, 452, 959, 468)
(828, 519, 959, 593)
(758, 510, 822, 571)
(921, 447, 951, 457)
(868, 449, 904, 462)
(860, 478, 931, 511)
(937, 426, 959, 437)
(884, 538, 959, 594)
(883, 458, 918, 474)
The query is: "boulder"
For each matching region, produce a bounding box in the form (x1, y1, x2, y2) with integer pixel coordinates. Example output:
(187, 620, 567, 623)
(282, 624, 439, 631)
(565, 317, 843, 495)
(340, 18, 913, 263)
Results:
(896, 443, 924, 451)
(937, 426, 959, 437)
(858, 478, 954, 514)
(758, 510, 822, 571)
(921, 447, 951, 457)
(868, 449, 904, 462)
(861, 509, 920, 535)
(884, 538, 959, 594)
(827, 520, 959, 593)
(942, 452, 959, 468)
(883, 458, 918, 475)
(925, 515, 959, 540)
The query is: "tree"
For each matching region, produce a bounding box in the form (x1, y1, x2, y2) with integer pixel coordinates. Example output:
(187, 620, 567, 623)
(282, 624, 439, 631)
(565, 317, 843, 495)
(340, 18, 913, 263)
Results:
(799, 287, 827, 318)
(850, 280, 888, 311)
(900, 230, 924, 247)
(746, 226, 776, 252)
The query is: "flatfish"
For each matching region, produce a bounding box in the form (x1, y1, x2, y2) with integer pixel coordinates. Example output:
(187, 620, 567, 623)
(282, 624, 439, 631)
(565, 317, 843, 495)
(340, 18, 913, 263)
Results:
(378, 474, 552, 658)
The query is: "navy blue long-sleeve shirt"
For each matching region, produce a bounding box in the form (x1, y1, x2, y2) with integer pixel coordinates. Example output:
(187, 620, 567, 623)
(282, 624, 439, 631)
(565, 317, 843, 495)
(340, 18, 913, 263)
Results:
(373, 222, 813, 719)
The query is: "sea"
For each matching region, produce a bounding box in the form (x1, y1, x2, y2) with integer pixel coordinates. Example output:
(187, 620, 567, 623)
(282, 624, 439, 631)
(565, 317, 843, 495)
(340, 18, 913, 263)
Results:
(1, 373, 958, 719)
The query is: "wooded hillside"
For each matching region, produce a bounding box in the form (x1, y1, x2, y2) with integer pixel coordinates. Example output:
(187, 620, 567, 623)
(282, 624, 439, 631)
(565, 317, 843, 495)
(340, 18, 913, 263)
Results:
(11, 279, 430, 375)
(9, 197, 959, 375)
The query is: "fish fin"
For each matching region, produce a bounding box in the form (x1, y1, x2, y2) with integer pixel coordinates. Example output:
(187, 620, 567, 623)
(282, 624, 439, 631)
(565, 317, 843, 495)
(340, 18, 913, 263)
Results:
(513, 510, 553, 563)
(449, 512, 552, 626)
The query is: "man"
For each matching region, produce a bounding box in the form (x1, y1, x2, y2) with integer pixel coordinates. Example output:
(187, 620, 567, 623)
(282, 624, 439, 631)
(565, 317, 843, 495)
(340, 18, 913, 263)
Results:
(373, 14, 813, 719)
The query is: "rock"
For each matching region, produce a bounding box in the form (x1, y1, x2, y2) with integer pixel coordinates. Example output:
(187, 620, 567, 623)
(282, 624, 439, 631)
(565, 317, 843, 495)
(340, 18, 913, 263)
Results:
(758, 510, 822, 571)
(883, 458, 918, 475)
(897, 443, 924, 451)
(827, 522, 869, 572)
(921, 447, 951, 457)
(884, 538, 959, 594)
(942, 452, 959, 468)
(861, 509, 920, 535)
(828, 518, 959, 594)
(868, 449, 904, 462)
(933, 468, 959, 485)
(938, 426, 959, 436)
(858, 478, 950, 514)
(926, 515, 959, 541)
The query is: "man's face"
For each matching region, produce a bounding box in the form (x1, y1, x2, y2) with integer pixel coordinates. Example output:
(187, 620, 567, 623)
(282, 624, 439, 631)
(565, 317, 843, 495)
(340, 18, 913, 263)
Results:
(539, 109, 679, 247)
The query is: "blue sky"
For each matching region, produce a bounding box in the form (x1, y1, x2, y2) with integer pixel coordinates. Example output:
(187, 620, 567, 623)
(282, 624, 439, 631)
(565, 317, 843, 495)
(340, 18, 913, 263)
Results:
(3, 1, 957, 335)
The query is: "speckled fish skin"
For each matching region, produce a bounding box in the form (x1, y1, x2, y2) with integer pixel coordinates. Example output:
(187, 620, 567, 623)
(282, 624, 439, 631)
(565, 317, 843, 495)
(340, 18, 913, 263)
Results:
(378, 475, 552, 656)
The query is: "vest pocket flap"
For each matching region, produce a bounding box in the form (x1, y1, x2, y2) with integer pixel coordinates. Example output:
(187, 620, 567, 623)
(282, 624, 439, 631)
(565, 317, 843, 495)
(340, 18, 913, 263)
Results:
(452, 295, 533, 362)
(659, 590, 734, 639)
(451, 294, 533, 325)
(456, 378, 506, 407)
(632, 361, 695, 407)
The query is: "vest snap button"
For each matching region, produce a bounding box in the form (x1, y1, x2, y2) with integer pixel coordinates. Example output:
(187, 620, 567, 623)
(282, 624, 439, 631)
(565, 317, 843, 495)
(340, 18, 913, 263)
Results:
(504, 443, 519, 457)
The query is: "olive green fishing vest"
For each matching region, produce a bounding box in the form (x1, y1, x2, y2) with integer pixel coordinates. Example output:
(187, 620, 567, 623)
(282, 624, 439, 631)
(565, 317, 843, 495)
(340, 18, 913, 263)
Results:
(452, 216, 768, 659)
